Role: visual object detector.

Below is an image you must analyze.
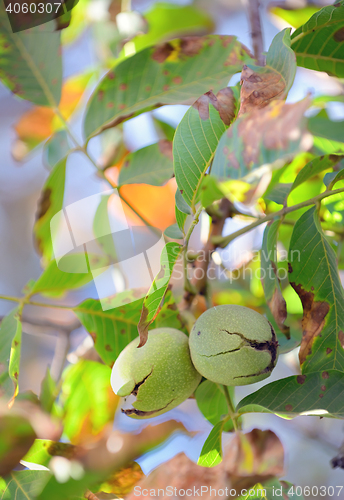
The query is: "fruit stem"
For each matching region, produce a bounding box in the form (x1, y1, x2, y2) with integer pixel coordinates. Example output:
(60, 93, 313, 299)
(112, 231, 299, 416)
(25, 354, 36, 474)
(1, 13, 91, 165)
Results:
(222, 384, 239, 432)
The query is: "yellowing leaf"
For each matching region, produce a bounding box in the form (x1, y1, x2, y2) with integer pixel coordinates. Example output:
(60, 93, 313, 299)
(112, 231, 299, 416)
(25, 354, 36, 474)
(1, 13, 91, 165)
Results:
(12, 72, 93, 161)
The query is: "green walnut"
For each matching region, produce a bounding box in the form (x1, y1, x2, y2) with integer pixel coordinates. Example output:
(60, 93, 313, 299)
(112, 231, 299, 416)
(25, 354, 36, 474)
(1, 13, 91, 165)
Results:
(189, 305, 278, 386)
(111, 328, 202, 419)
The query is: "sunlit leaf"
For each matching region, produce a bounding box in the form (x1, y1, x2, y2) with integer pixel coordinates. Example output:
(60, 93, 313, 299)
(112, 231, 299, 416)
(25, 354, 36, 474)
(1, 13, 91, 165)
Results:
(137, 242, 182, 346)
(84, 35, 252, 139)
(291, 1, 344, 78)
(197, 421, 224, 467)
(173, 87, 237, 209)
(269, 5, 320, 29)
(57, 360, 118, 445)
(237, 370, 344, 418)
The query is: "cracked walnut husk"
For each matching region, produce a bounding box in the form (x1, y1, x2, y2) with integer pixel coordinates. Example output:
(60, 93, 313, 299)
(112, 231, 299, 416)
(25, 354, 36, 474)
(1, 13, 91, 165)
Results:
(189, 305, 279, 386)
(110, 328, 201, 419)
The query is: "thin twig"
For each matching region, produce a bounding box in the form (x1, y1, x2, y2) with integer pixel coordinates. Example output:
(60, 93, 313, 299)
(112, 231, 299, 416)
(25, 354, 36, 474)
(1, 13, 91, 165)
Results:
(180, 199, 236, 310)
(213, 186, 344, 248)
(245, 0, 265, 66)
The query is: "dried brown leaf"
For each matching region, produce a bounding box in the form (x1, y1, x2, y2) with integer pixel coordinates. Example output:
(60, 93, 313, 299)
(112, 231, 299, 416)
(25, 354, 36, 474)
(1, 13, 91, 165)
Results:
(125, 452, 228, 500)
(239, 65, 285, 117)
(235, 97, 310, 168)
(290, 283, 330, 366)
(192, 88, 236, 126)
(223, 429, 284, 493)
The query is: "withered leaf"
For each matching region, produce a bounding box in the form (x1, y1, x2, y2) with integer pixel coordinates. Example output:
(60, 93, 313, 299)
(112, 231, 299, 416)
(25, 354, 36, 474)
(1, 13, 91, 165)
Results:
(239, 65, 285, 116)
(221, 97, 311, 174)
(290, 283, 330, 366)
(192, 87, 236, 126)
(223, 429, 284, 493)
(125, 452, 227, 500)
(125, 429, 284, 499)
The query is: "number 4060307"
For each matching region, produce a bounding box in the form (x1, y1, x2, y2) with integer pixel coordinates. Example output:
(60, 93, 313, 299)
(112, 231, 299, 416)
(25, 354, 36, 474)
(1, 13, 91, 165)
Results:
(5, 3, 62, 14)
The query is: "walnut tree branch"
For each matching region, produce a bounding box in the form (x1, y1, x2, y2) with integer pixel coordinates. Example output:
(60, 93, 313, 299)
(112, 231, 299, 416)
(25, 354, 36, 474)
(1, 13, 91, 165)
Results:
(245, 0, 265, 66)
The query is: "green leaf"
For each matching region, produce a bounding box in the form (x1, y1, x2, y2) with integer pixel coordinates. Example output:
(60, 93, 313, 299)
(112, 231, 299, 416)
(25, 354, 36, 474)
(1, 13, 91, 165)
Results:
(57, 360, 118, 444)
(30, 254, 98, 298)
(173, 87, 236, 209)
(261, 220, 289, 338)
(175, 207, 187, 233)
(0, 308, 22, 403)
(0, 413, 35, 477)
(84, 35, 252, 139)
(175, 189, 190, 232)
(291, 154, 344, 192)
(197, 421, 224, 467)
(34, 159, 67, 265)
(118, 140, 173, 187)
(126, 3, 214, 54)
(0, 4, 61, 106)
(138, 242, 182, 345)
(313, 136, 344, 155)
(263, 28, 296, 96)
(40, 368, 58, 413)
(164, 224, 183, 240)
(291, 1, 344, 78)
(308, 111, 344, 144)
(265, 183, 292, 205)
(199, 175, 225, 208)
(269, 5, 320, 29)
(43, 130, 72, 169)
(237, 370, 344, 418)
(0, 471, 50, 500)
(288, 207, 344, 372)
(152, 289, 187, 333)
(74, 289, 185, 367)
(324, 165, 344, 188)
(195, 381, 235, 432)
(73, 295, 144, 366)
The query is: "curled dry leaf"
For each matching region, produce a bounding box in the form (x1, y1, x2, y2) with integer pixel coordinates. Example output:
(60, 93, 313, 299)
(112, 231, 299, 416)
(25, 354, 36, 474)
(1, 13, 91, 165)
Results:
(125, 428, 284, 499)
(239, 65, 286, 117)
(227, 97, 311, 172)
(125, 452, 228, 500)
(223, 428, 284, 494)
(192, 87, 236, 126)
